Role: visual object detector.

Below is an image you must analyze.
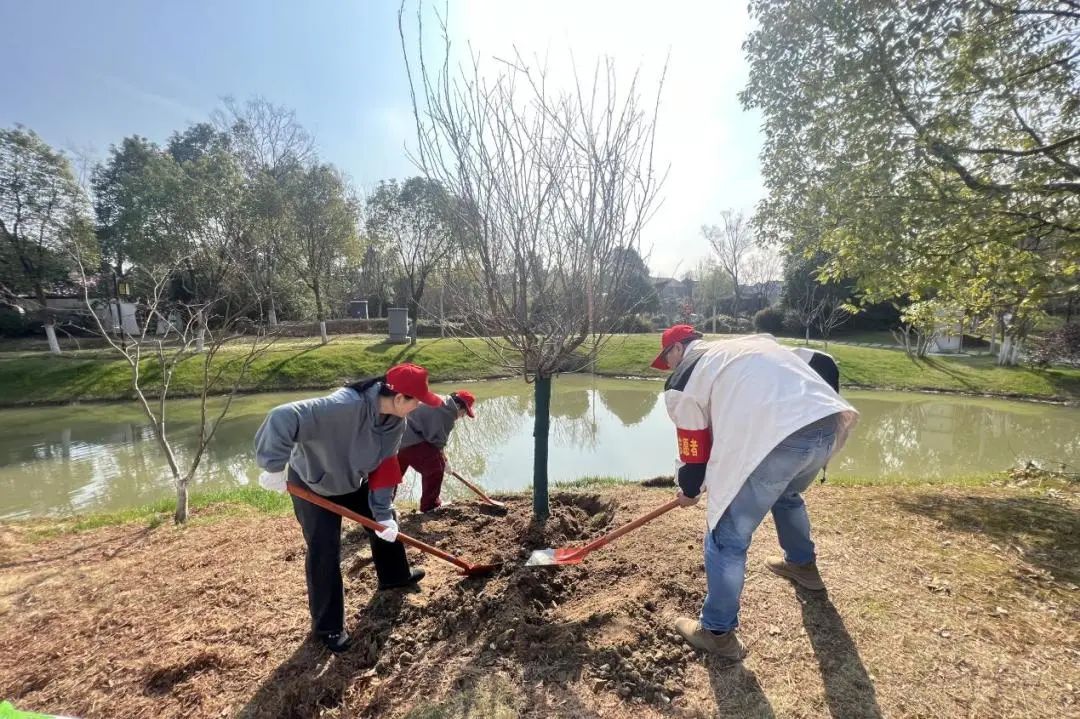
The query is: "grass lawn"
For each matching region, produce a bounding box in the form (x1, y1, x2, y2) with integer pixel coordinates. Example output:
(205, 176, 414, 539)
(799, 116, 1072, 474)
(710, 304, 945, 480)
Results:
(1, 333, 1079, 406)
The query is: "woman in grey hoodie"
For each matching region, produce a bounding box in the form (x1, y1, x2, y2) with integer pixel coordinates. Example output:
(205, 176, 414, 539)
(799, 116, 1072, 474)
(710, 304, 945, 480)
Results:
(254, 363, 442, 653)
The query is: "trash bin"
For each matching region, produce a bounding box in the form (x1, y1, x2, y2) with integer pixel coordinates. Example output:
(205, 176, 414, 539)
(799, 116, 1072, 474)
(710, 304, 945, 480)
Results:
(388, 307, 409, 344)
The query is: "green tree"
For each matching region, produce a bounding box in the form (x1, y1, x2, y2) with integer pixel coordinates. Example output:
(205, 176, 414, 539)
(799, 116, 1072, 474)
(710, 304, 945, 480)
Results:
(609, 246, 659, 317)
(742, 0, 1080, 364)
(0, 126, 93, 353)
(365, 176, 458, 342)
(294, 164, 360, 344)
(93, 136, 184, 325)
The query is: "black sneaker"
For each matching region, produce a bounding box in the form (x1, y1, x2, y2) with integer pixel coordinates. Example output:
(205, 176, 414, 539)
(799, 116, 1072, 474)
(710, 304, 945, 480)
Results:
(377, 567, 426, 591)
(321, 630, 351, 653)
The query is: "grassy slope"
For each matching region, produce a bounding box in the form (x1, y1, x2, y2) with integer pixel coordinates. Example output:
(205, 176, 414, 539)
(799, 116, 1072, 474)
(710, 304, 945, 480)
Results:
(1, 333, 1079, 406)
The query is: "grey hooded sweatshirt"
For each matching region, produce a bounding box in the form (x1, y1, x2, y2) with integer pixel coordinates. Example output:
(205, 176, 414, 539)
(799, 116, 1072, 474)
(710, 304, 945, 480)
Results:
(400, 395, 461, 450)
(254, 383, 404, 520)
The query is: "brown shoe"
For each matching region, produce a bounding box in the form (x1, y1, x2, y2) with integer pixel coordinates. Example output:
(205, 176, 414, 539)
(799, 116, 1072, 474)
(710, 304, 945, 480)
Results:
(765, 556, 826, 591)
(674, 618, 747, 660)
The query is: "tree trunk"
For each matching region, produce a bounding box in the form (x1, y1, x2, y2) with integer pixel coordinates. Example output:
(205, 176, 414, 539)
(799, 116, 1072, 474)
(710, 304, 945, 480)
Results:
(196, 309, 206, 353)
(268, 305, 278, 327)
(998, 334, 1022, 366)
(409, 296, 419, 346)
(711, 304, 717, 334)
(44, 321, 61, 354)
(35, 285, 61, 355)
(313, 278, 328, 345)
(805, 325, 810, 345)
(532, 375, 552, 520)
(174, 478, 189, 524)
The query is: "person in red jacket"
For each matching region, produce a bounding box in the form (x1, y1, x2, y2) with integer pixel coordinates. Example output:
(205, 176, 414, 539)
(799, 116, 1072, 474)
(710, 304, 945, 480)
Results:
(397, 390, 476, 512)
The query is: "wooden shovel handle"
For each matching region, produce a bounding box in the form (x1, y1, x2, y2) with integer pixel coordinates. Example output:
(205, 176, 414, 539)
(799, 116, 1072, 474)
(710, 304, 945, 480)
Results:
(448, 470, 504, 506)
(570, 498, 682, 559)
(286, 482, 474, 573)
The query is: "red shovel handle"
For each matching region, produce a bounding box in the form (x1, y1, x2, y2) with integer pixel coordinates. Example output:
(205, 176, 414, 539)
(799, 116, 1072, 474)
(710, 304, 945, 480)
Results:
(286, 482, 475, 573)
(569, 498, 682, 560)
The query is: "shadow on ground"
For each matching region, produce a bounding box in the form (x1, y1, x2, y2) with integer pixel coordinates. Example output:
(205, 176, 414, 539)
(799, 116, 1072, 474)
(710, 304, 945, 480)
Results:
(894, 491, 1080, 585)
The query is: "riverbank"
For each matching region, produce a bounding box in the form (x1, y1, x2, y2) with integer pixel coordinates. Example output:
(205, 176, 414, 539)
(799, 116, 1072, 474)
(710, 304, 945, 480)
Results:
(1, 479, 1076, 718)
(1, 334, 1079, 407)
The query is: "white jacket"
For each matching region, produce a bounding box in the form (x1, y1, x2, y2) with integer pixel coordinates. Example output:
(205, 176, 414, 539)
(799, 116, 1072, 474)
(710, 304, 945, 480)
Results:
(663, 335, 858, 530)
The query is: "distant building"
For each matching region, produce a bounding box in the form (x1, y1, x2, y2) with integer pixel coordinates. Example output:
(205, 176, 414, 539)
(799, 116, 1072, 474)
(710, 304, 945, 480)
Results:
(651, 276, 696, 303)
(745, 280, 784, 307)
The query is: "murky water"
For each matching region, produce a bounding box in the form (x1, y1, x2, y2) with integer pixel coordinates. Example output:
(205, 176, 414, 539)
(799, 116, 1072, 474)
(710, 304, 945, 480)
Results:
(1, 376, 1077, 518)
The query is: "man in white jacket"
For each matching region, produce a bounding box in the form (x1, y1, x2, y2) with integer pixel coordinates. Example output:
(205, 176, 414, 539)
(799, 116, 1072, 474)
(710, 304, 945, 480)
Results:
(651, 325, 859, 660)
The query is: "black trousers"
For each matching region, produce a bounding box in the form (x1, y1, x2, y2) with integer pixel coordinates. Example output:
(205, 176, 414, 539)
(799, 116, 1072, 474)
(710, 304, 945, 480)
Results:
(288, 469, 412, 635)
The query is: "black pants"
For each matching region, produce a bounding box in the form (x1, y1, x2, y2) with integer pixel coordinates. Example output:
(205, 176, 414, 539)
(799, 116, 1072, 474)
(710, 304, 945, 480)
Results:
(288, 469, 412, 636)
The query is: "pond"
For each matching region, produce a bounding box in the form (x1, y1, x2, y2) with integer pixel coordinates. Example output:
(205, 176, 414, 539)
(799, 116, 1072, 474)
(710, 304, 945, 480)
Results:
(1, 376, 1077, 519)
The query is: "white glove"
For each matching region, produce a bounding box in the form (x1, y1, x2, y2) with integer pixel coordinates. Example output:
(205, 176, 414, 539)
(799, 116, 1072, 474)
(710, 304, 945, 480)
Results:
(374, 518, 399, 543)
(258, 469, 287, 492)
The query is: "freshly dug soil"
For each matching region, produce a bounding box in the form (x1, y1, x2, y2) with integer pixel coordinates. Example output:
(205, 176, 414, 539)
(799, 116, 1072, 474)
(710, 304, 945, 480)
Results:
(1, 484, 1078, 718)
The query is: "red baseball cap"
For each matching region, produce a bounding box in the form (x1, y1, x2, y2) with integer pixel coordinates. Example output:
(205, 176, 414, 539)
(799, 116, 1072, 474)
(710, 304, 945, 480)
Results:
(452, 390, 476, 418)
(385, 363, 442, 407)
(650, 324, 701, 370)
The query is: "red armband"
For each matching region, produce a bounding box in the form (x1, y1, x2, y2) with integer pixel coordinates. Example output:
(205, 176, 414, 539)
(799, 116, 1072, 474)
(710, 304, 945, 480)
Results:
(676, 427, 712, 464)
(368, 456, 403, 490)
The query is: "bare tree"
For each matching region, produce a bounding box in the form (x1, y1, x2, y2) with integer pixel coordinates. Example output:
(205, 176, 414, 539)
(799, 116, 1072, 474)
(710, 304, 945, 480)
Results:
(791, 282, 823, 345)
(400, 3, 665, 518)
(215, 97, 316, 326)
(814, 295, 850, 348)
(357, 239, 397, 318)
(742, 245, 783, 313)
(216, 96, 315, 176)
(70, 245, 277, 524)
(703, 210, 754, 320)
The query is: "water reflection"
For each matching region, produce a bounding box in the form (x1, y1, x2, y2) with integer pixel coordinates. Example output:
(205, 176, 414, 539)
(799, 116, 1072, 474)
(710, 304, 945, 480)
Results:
(1, 378, 1077, 518)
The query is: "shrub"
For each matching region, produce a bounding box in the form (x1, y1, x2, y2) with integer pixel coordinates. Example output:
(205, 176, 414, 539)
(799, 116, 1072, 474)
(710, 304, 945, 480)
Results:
(753, 306, 785, 334)
(611, 315, 654, 334)
(0, 307, 33, 337)
(1029, 323, 1080, 366)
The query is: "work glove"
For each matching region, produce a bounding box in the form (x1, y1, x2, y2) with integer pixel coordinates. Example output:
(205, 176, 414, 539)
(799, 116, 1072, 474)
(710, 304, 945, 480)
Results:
(374, 518, 399, 543)
(258, 469, 287, 492)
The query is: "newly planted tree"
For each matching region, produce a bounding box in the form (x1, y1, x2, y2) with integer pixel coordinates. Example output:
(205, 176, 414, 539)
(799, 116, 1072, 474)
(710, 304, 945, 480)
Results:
(400, 4, 665, 518)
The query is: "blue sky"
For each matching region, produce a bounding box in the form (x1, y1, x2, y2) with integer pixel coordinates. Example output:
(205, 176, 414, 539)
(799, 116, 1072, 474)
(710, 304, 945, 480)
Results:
(0, 0, 763, 275)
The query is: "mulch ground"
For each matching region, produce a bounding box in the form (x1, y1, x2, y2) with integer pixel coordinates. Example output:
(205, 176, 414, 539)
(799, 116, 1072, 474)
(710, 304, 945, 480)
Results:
(1, 482, 1077, 718)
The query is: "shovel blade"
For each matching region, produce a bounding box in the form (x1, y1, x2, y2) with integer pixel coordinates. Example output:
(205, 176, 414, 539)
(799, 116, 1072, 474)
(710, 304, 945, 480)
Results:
(460, 562, 501, 577)
(525, 547, 585, 567)
(478, 502, 509, 517)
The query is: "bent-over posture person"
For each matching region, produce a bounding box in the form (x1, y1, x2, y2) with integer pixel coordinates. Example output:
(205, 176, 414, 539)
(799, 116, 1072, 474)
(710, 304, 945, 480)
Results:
(254, 363, 442, 652)
(651, 325, 858, 660)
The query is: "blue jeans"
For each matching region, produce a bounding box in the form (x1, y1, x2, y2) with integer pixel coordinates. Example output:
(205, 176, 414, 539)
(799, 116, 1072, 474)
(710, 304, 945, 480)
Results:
(700, 415, 838, 632)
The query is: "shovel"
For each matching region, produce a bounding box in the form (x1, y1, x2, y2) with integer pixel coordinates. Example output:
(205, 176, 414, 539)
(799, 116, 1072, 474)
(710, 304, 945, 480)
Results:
(287, 482, 500, 577)
(448, 469, 508, 513)
(526, 497, 682, 567)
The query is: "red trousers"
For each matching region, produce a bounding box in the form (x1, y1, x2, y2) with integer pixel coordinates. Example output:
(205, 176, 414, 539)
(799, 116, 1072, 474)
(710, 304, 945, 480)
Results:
(397, 442, 446, 512)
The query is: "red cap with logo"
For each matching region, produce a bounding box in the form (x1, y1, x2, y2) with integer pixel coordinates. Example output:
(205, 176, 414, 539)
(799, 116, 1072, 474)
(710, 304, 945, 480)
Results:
(650, 324, 701, 370)
(452, 390, 476, 418)
(385, 363, 442, 407)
